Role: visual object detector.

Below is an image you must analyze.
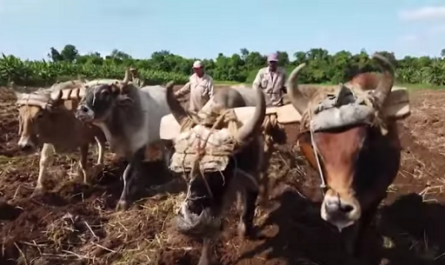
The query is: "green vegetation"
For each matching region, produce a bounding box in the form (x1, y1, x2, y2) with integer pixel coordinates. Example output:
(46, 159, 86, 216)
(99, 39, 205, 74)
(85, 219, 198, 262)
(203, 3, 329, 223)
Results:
(0, 44, 444, 87)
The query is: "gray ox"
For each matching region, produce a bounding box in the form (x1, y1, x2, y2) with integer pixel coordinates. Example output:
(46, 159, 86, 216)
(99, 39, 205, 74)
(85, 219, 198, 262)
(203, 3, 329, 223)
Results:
(165, 84, 267, 265)
(200, 85, 258, 112)
(13, 81, 106, 194)
(75, 72, 172, 210)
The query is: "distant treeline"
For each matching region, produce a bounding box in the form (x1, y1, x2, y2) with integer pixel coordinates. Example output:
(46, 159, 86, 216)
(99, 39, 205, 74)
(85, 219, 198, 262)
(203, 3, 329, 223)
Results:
(1, 44, 444, 87)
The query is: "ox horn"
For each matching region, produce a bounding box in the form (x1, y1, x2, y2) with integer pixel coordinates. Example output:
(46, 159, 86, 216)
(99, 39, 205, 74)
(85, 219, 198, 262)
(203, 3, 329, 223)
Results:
(9, 81, 21, 99)
(285, 63, 307, 114)
(235, 87, 266, 144)
(9, 81, 17, 90)
(122, 68, 131, 85)
(371, 53, 395, 108)
(165, 81, 188, 125)
(117, 68, 131, 93)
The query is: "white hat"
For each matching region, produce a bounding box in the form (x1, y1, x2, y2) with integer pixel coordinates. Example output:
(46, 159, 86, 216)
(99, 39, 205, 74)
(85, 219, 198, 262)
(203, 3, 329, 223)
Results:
(267, 53, 279, 62)
(192, 60, 203, 68)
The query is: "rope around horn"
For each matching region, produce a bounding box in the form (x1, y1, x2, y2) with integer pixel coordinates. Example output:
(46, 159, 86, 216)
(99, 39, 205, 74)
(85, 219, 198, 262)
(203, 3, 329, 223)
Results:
(180, 109, 240, 200)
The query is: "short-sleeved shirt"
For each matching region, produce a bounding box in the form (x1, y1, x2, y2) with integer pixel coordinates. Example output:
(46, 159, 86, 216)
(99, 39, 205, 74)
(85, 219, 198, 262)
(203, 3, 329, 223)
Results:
(252, 67, 287, 106)
(131, 76, 144, 87)
(175, 73, 214, 111)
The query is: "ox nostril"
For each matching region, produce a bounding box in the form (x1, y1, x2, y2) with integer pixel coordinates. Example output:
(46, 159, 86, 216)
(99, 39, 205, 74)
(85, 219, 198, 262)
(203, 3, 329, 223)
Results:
(325, 200, 340, 214)
(325, 200, 355, 215)
(340, 204, 354, 214)
(80, 106, 89, 113)
(20, 145, 31, 151)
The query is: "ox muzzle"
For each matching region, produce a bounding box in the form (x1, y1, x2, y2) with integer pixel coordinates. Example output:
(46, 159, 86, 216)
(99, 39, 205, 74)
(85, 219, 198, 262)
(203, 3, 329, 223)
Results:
(175, 178, 223, 238)
(75, 104, 95, 122)
(17, 135, 37, 151)
(320, 190, 361, 232)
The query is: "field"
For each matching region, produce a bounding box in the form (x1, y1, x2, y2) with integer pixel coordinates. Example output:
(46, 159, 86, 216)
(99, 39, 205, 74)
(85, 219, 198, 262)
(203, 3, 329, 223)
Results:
(1, 84, 445, 265)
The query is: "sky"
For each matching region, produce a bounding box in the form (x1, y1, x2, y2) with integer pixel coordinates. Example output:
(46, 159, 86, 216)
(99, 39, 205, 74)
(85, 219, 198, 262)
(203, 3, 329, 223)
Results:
(1, 0, 445, 60)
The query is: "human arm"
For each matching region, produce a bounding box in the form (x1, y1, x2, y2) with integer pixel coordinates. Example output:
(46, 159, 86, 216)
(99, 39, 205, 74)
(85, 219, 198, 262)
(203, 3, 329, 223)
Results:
(252, 70, 262, 90)
(281, 70, 287, 93)
(207, 78, 214, 98)
(174, 82, 191, 97)
(133, 78, 144, 88)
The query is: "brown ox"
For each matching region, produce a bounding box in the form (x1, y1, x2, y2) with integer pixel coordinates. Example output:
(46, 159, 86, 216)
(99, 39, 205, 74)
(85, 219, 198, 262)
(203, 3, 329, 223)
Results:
(165, 83, 267, 265)
(346, 72, 381, 90)
(286, 53, 406, 257)
(13, 81, 106, 194)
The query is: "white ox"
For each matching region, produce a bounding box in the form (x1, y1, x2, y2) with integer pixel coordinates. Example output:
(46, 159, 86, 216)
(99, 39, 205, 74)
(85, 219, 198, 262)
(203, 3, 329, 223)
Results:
(75, 72, 172, 210)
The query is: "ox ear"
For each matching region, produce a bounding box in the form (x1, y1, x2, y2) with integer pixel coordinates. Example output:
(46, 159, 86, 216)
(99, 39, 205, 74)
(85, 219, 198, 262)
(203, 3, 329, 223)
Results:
(14, 91, 22, 100)
(109, 82, 121, 94)
(114, 82, 134, 106)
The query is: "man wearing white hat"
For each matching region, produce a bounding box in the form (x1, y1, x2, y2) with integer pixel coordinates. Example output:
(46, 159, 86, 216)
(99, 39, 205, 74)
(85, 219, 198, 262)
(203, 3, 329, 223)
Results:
(175, 60, 214, 112)
(252, 53, 287, 106)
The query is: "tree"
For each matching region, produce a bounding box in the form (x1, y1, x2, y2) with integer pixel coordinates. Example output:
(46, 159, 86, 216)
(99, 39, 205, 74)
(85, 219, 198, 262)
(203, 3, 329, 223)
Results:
(77, 52, 103, 65)
(60, 44, 79, 63)
(48, 47, 63, 62)
(1, 45, 444, 87)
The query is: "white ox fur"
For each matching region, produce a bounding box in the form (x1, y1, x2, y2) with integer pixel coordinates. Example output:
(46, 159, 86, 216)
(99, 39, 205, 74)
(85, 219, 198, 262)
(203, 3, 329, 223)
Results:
(76, 81, 172, 210)
(96, 86, 170, 156)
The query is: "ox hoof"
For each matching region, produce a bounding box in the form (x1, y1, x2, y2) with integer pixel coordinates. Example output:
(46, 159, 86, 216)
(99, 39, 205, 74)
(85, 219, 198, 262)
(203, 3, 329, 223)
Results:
(91, 164, 104, 177)
(116, 200, 129, 211)
(82, 180, 93, 187)
(237, 222, 247, 238)
(31, 187, 44, 197)
(237, 222, 253, 239)
(238, 222, 263, 240)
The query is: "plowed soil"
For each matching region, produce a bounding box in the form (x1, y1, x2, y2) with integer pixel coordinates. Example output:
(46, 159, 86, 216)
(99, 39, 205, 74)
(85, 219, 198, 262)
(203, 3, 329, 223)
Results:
(1, 85, 445, 265)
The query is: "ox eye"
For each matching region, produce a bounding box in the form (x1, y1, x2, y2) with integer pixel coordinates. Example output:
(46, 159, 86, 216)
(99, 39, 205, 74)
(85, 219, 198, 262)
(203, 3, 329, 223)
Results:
(101, 90, 110, 97)
(36, 112, 44, 119)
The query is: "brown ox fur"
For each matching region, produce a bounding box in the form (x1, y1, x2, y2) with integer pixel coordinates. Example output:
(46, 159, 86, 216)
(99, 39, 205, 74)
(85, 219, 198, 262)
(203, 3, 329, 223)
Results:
(14, 82, 106, 194)
(287, 54, 405, 258)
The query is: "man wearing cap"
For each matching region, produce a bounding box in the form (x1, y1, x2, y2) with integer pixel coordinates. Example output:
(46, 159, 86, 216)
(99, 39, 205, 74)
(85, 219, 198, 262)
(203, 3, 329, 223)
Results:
(129, 67, 145, 87)
(175, 60, 214, 112)
(252, 53, 287, 107)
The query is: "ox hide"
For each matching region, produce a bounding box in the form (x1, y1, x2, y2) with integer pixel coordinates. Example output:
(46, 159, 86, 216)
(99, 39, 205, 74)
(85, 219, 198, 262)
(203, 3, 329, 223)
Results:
(160, 86, 410, 141)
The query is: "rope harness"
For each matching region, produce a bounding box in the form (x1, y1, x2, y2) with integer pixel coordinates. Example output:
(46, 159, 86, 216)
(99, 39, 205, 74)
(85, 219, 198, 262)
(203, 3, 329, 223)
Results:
(171, 109, 241, 200)
(16, 93, 52, 136)
(171, 108, 277, 201)
(309, 121, 327, 196)
(262, 114, 283, 152)
(299, 85, 388, 196)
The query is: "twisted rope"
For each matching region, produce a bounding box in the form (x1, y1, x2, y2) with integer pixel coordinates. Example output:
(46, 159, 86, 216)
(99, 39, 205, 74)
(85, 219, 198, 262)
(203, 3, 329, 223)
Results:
(298, 87, 388, 135)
